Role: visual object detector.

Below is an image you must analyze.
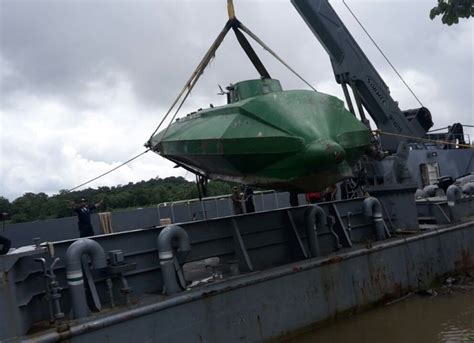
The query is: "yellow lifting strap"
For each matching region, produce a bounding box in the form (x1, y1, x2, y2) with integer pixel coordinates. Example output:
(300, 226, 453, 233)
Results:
(227, 0, 236, 19)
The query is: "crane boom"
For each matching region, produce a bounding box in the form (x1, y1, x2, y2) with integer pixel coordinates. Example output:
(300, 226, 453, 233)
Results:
(291, 0, 433, 152)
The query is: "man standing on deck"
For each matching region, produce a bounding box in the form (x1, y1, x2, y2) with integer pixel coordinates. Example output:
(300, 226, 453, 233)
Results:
(243, 185, 255, 213)
(70, 198, 103, 237)
(231, 186, 243, 215)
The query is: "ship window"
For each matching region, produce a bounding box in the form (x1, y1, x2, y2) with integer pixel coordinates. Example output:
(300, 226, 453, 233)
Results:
(420, 162, 440, 187)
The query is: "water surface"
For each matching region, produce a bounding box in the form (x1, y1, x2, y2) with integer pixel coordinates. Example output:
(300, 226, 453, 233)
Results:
(289, 289, 474, 343)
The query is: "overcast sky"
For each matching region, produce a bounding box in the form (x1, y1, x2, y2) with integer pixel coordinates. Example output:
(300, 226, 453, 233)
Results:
(0, 0, 472, 201)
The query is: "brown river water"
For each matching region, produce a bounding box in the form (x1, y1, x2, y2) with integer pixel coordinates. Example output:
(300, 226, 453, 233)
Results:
(288, 286, 474, 343)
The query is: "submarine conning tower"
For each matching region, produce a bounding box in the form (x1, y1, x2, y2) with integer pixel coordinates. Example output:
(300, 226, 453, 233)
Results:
(226, 78, 283, 104)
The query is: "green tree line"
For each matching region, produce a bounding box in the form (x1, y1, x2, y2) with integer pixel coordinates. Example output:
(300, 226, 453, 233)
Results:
(0, 177, 233, 223)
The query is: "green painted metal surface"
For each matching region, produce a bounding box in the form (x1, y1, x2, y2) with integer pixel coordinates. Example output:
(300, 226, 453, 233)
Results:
(150, 79, 372, 191)
(228, 79, 283, 102)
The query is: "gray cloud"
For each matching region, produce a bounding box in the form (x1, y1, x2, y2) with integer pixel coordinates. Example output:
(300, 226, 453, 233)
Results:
(2, 1, 471, 111)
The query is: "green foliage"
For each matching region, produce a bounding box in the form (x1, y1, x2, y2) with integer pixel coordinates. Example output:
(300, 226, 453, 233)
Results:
(11, 192, 49, 222)
(430, 0, 473, 25)
(0, 197, 12, 215)
(0, 177, 234, 223)
(207, 181, 233, 196)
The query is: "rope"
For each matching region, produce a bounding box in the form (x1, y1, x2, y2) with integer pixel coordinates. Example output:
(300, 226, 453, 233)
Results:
(428, 126, 450, 132)
(430, 124, 474, 132)
(147, 20, 232, 145)
(373, 130, 473, 149)
(342, 0, 424, 108)
(65, 149, 150, 192)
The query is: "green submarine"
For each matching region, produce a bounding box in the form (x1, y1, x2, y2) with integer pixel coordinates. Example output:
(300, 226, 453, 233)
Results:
(149, 78, 374, 192)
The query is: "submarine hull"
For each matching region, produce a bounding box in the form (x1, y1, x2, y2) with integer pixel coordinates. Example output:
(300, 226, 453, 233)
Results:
(150, 80, 372, 191)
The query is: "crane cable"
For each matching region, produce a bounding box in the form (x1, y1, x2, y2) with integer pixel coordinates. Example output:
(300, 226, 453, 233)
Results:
(65, 149, 150, 193)
(155, 23, 234, 146)
(237, 21, 317, 92)
(342, 0, 424, 108)
(146, 21, 233, 146)
(373, 130, 473, 149)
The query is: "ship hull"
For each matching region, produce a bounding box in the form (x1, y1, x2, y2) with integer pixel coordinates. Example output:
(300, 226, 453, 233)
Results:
(24, 219, 474, 343)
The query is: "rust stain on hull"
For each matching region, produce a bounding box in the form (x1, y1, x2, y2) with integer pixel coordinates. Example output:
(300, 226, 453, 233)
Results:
(455, 249, 472, 272)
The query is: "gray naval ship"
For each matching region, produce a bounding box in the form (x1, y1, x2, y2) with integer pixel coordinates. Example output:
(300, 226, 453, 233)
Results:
(1, 0, 473, 341)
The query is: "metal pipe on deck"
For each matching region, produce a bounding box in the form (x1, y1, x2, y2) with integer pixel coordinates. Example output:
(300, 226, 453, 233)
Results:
(457, 173, 474, 186)
(304, 205, 327, 257)
(462, 182, 474, 197)
(423, 185, 439, 197)
(65, 238, 107, 319)
(415, 189, 425, 199)
(363, 197, 386, 241)
(157, 225, 191, 294)
(415, 185, 439, 199)
(447, 184, 461, 207)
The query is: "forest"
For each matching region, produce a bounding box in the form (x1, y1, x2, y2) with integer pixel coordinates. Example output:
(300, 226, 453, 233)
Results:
(0, 177, 234, 223)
